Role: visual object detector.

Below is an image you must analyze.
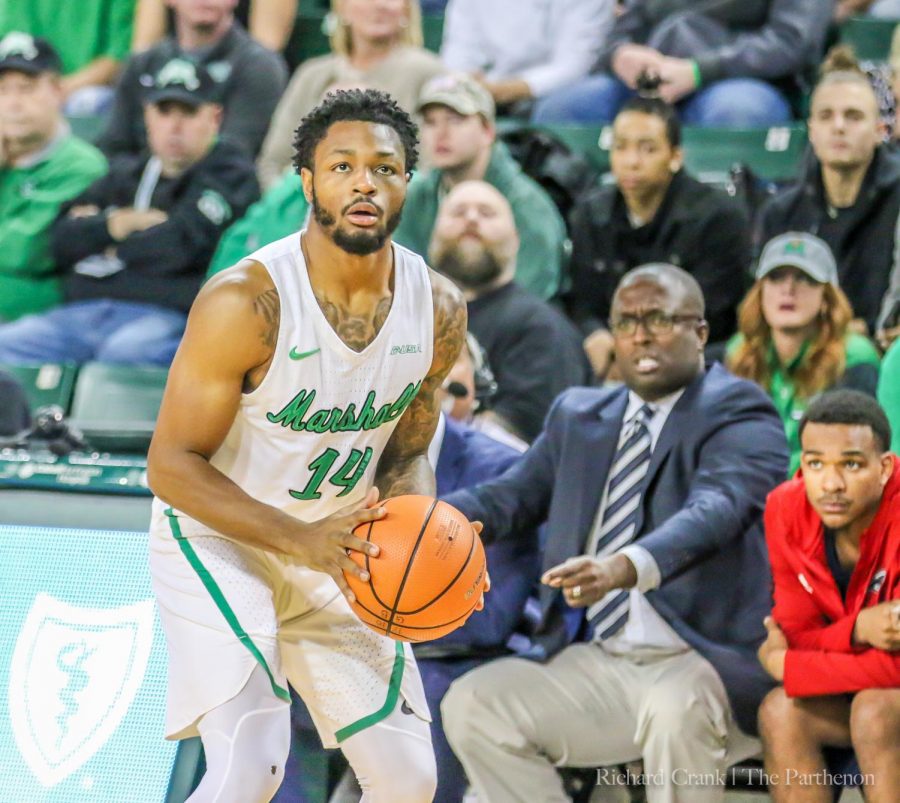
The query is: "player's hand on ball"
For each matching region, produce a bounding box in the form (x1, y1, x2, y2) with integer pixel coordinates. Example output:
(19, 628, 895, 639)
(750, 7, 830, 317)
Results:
(472, 521, 489, 611)
(293, 487, 386, 602)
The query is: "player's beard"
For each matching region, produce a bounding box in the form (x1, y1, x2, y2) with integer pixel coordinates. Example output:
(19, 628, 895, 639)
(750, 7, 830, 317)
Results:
(311, 188, 403, 256)
(433, 240, 504, 292)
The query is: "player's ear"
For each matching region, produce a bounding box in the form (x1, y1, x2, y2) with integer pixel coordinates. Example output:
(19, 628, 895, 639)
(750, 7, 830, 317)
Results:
(300, 167, 314, 203)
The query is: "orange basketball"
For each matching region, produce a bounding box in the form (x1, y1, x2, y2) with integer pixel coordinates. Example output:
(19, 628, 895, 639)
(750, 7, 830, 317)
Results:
(344, 495, 487, 642)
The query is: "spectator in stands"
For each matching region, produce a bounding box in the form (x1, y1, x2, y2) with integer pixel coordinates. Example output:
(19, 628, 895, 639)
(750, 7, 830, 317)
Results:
(569, 93, 751, 380)
(0, 33, 107, 322)
(879, 340, 900, 452)
(0, 59, 258, 366)
(532, 0, 831, 127)
(99, 0, 286, 158)
(132, 0, 299, 55)
(0, 0, 135, 115)
(429, 181, 590, 442)
(256, 0, 444, 190)
(757, 390, 900, 803)
(440, 331, 528, 452)
(728, 233, 881, 476)
(207, 171, 308, 277)
(441, 264, 789, 803)
(758, 48, 900, 339)
(439, 0, 614, 116)
(396, 73, 567, 300)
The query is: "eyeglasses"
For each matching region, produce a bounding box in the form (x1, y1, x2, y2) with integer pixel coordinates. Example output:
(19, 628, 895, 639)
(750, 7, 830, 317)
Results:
(608, 311, 703, 337)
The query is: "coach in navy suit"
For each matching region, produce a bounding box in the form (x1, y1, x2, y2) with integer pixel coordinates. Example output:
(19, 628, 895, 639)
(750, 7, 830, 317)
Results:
(442, 264, 789, 803)
(418, 412, 540, 803)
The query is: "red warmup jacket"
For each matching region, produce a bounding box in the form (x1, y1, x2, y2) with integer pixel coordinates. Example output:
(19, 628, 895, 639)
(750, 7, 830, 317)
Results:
(765, 455, 900, 697)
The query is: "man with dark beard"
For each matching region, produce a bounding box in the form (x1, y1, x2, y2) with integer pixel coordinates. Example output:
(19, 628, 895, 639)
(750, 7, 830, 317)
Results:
(146, 89, 473, 802)
(429, 180, 590, 442)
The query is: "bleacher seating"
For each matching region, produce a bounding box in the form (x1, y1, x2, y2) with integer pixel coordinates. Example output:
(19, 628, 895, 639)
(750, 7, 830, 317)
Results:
(0, 362, 78, 415)
(840, 15, 897, 62)
(66, 113, 107, 143)
(681, 125, 808, 184)
(499, 122, 808, 185)
(69, 362, 168, 452)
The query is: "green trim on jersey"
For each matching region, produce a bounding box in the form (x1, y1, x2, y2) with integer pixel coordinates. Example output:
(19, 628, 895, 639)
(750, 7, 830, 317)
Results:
(163, 507, 291, 703)
(334, 641, 405, 743)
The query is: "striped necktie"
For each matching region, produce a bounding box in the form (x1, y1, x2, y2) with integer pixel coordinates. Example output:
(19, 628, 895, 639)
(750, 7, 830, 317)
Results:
(586, 404, 654, 640)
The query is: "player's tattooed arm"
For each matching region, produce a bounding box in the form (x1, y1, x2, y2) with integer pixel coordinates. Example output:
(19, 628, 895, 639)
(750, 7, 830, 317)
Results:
(253, 287, 280, 349)
(375, 271, 467, 497)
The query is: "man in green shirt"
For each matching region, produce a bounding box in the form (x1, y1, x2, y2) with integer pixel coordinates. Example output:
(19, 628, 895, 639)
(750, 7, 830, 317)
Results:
(394, 73, 567, 300)
(0, 0, 134, 114)
(207, 170, 308, 278)
(0, 32, 107, 322)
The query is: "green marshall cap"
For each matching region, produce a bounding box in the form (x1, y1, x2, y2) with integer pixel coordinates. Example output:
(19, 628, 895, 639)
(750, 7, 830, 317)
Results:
(756, 232, 839, 285)
(144, 58, 218, 108)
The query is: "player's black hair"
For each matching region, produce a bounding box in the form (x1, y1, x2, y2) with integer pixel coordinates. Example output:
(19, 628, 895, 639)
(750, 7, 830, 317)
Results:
(291, 88, 419, 176)
(799, 390, 892, 453)
(617, 74, 682, 148)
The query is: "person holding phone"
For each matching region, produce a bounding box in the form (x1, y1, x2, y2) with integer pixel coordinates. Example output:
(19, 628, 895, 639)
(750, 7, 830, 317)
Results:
(757, 390, 900, 803)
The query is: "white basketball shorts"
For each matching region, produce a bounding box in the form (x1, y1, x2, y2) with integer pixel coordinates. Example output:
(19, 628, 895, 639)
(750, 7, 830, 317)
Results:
(148, 505, 430, 746)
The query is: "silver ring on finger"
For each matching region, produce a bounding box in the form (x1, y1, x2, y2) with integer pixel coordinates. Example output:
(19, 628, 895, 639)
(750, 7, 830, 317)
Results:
(571, 585, 582, 599)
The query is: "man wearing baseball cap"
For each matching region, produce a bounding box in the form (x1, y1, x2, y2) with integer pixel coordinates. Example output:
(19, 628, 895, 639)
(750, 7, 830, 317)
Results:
(0, 31, 107, 321)
(0, 56, 259, 367)
(393, 72, 566, 301)
(727, 231, 881, 474)
(98, 0, 286, 160)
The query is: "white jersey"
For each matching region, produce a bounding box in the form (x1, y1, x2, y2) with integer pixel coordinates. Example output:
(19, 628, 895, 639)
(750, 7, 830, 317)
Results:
(152, 231, 434, 534)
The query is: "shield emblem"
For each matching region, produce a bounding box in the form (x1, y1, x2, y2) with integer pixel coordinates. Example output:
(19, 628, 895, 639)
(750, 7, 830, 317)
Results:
(8, 593, 155, 787)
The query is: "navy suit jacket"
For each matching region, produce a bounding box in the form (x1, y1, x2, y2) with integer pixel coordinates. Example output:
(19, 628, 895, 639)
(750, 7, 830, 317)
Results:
(429, 416, 540, 651)
(445, 364, 789, 735)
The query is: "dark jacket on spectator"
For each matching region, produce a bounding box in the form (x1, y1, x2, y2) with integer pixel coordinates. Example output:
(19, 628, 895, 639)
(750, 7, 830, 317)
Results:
(757, 146, 900, 333)
(597, 0, 830, 93)
(99, 22, 287, 158)
(568, 170, 751, 343)
(51, 140, 259, 314)
(468, 281, 591, 443)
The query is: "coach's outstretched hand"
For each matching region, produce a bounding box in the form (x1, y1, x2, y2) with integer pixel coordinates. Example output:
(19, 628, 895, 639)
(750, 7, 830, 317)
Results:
(542, 553, 637, 607)
(291, 487, 386, 602)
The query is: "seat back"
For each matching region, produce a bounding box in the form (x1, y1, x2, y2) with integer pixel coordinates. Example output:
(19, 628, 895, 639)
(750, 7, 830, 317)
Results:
(0, 362, 78, 415)
(840, 16, 897, 61)
(681, 125, 809, 185)
(70, 363, 168, 452)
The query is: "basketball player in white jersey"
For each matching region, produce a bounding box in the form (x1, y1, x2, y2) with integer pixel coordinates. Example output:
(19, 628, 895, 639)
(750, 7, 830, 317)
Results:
(146, 89, 469, 802)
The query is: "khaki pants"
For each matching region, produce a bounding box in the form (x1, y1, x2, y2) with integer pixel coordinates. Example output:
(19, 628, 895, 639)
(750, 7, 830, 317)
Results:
(443, 643, 760, 803)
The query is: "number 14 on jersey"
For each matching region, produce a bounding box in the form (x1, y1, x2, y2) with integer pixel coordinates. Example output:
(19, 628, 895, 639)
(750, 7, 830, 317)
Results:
(289, 447, 374, 500)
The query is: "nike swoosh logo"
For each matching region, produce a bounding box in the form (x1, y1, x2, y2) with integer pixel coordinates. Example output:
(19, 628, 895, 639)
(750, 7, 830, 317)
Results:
(289, 347, 321, 361)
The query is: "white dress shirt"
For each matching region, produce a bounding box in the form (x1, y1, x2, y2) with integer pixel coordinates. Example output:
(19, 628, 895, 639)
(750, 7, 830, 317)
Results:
(585, 389, 690, 656)
(440, 0, 614, 98)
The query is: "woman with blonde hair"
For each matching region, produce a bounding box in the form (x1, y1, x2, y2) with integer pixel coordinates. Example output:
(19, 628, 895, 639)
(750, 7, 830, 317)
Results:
(727, 232, 880, 475)
(257, 0, 444, 189)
